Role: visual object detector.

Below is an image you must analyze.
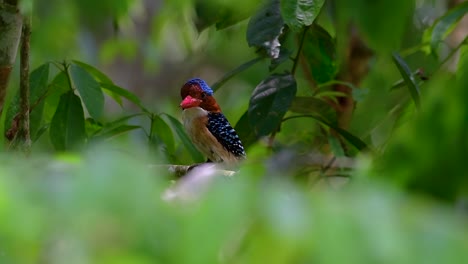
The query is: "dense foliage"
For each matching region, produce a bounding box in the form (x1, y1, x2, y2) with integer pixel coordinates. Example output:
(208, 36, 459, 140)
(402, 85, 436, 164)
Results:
(0, 0, 467, 263)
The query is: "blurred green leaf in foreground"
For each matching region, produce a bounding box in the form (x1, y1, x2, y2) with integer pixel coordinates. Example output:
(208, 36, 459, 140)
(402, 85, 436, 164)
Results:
(0, 145, 467, 264)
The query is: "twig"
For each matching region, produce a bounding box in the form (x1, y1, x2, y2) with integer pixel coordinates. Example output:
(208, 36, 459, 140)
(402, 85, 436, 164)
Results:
(211, 57, 263, 92)
(18, 15, 31, 152)
(433, 36, 467, 74)
(148, 164, 236, 178)
(291, 26, 309, 76)
(321, 156, 337, 174)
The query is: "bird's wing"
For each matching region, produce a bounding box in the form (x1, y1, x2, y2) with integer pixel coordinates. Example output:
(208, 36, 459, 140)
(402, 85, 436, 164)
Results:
(206, 112, 246, 158)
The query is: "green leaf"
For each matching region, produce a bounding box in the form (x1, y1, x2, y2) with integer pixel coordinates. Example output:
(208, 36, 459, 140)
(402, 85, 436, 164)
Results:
(43, 71, 72, 121)
(85, 118, 103, 137)
(280, 0, 325, 32)
(151, 114, 176, 155)
(49, 91, 86, 151)
(328, 135, 345, 157)
(423, 2, 468, 56)
(193, 0, 221, 32)
(91, 113, 145, 138)
(72, 60, 113, 83)
(311, 115, 367, 151)
(4, 63, 50, 139)
(33, 124, 49, 142)
(248, 74, 297, 136)
(289, 96, 337, 124)
(93, 125, 142, 141)
(194, 0, 260, 32)
(302, 24, 337, 84)
(163, 114, 205, 163)
(247, 0, 284, 59)
(29, 63, 50, 139)
(72, 60, 123, 106)
(69, 64, 105, 119)
(457, 43, 468, 85)
(215, 3, 260, 30)
(234, 111, 258, 149)
(392, 52, 420, 109)
(100, 82, 149, 113)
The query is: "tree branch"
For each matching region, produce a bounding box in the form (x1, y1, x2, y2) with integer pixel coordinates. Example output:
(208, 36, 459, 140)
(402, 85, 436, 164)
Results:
(0, 2, 22, 114)
(148, 164, 236, 179)
(18, 15, 31, 151)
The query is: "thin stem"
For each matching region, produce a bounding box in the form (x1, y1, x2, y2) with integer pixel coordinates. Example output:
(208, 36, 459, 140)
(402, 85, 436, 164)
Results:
(399, 42, 431, 57)
(269, 27, 309, 146)
(211, 56, 263, 92)
(148, 114, 155, 141)
(63, 61, 75, 91)
(18, 15, 31, 151)
(291, 26, 309, 76)
(321, 156, 336, 174)
(282, 114, 317, 123)
(432, 36, 467, 75)
(316, 80, 359, 91)
(50, 60, 65, 71)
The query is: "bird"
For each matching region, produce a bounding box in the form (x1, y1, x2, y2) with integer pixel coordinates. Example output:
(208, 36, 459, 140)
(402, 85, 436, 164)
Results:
(180, 78, 246, 165)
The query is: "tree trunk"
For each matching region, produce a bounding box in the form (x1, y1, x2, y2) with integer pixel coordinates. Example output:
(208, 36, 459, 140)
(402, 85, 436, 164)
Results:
(0, 2, 22, 114)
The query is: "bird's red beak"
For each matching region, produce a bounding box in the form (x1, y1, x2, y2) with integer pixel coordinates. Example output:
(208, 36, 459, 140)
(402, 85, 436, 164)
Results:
(180, 95, 202, 109)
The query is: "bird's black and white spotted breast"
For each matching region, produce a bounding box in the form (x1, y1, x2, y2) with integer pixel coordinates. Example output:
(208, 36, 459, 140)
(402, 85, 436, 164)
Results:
(206, 112, 246, 158)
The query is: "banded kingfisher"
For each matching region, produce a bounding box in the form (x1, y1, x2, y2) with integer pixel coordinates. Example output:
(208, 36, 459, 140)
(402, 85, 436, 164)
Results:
(180, 78, 246, 164)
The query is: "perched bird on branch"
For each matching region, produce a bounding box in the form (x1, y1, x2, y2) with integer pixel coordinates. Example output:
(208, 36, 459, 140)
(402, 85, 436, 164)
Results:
(180, 78, 246, 165)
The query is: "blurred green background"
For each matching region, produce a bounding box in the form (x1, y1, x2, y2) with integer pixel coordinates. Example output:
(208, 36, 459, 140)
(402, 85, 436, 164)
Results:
(0, 0, 467, 263)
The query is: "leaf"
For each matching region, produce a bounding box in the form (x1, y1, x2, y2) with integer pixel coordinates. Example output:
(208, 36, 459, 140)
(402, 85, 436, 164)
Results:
(100, 82, 149, 113)
(311, 115, 367, 151)
(289, 96, 337, 124)
(302, 24, 337, 84)
(248, 74, 297, 136)
(163, 114, 205, 163)
(85, 118, 103, 137)
(29, 63, 50, 139)
(234, 111, 258, 149)
(49, 91, 86, 151)
(33, 124, 49, 142)
(423, 2, 468, 56)
(4, 63, 50, 139)
(194, 0, 260, 32)
(280, 0, 325, 32)
(215, 3, 260, 30)
(91, 113, 145, 137)
(72, 60, 123, 106)
(247, 0, 285, 59)
(151, 114, 176, 155)
(69, 64, 105, 119)
(93, 125, 142, 141)
(43, 71, 72, 121)
(193, 0, 221, 32)
(328, 135, 345, 157)
(392, 52, 421, 109)
(72, 60, 113, 83)
(315, 91, 347, 101)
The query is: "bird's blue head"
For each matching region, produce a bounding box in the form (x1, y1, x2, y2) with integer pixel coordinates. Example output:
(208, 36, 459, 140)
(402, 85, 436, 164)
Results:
(180, 77, 220, 112)
(186, 78, 213, 96)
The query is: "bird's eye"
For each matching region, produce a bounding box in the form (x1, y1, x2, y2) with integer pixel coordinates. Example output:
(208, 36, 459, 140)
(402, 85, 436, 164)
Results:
(201, 92, 207, 99)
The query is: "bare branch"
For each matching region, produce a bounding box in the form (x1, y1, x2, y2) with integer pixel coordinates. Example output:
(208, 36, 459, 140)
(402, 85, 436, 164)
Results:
(18, 15, 31, 151)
